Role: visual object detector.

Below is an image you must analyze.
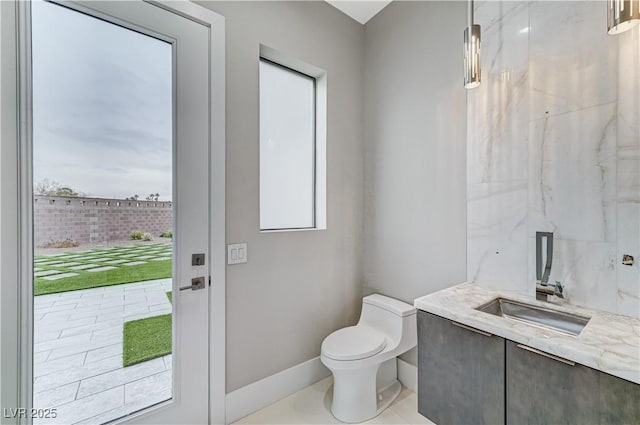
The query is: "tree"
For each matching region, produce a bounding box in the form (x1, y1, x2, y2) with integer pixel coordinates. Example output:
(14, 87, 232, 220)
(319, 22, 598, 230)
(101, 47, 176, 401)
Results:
(34, 178, 80, 197)
(145, 193, 160, 201)
(126, 194, 140, 201)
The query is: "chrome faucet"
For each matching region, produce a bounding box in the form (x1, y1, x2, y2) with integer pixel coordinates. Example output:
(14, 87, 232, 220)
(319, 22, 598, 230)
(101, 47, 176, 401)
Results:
(535, 232, 564, 301)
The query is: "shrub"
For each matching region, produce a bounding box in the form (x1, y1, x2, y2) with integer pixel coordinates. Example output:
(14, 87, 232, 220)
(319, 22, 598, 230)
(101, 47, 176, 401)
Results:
(160, 230, 172, 238)
(131, 230, 144, 240)
(142, 232, 153, 241)
(42, 238, 80, 249)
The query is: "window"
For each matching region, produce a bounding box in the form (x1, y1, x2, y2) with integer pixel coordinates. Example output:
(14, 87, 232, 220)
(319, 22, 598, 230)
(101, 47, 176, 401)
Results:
(259, 51, 326, 231)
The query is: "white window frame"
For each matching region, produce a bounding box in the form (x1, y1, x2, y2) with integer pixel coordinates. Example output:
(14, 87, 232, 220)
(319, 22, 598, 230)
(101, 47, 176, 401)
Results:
(259, 45, 327, 232)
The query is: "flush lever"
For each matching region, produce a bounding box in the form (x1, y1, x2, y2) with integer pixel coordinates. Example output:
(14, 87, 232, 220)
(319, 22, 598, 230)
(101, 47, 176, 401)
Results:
(179, 276, 206, 291)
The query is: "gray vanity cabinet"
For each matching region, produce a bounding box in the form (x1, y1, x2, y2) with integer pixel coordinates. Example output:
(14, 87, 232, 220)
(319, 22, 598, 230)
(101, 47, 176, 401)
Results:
(417, 311, 505, 425)
(506, 340, 640, 424)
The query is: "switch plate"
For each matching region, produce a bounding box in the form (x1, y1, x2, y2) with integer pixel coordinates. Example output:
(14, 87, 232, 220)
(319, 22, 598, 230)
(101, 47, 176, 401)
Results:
(227, 243, 248, 265)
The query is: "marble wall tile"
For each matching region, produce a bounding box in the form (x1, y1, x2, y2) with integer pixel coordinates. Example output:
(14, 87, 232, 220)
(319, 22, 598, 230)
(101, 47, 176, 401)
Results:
(529, 1, 618, 120)
(468, 1, 638, 318)
(468, 180, 528, 292)
(528, 103, 617, 242)
(467, 1, 529, 184)
(616, 26, 640, 318)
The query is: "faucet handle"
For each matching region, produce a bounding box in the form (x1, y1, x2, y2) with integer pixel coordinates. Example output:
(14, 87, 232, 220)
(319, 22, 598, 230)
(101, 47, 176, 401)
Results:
(554, 281, 564, 297)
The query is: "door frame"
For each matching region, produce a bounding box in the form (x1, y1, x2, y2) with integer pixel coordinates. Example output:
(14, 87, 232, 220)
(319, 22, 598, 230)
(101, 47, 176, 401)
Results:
(0, 1, 226, 423)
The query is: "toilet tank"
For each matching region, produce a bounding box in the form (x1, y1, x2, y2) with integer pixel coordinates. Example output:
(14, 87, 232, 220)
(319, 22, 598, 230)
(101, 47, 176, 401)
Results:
(359, 294, 416, 345)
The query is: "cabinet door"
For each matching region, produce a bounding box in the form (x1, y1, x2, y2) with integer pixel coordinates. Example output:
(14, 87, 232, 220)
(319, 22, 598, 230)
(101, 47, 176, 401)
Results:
(417, 311, 505, 425)
(599, 367, 640, 423)
(506, 341, 602, 424)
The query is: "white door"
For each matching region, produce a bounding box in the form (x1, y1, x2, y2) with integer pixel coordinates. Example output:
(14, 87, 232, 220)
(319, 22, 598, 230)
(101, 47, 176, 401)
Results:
(19, 1, 225, 424)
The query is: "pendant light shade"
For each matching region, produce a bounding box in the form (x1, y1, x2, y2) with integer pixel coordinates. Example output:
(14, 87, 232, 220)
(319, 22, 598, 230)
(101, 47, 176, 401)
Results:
(464, 24, 481, 89)
(608, 0, 640, 35)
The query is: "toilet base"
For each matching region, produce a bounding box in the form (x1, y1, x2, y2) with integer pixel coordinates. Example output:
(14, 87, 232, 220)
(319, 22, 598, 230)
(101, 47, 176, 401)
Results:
(329, 359, 402, 423)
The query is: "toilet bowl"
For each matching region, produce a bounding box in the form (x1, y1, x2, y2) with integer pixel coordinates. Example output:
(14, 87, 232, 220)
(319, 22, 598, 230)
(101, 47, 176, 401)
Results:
(321, 294, 417, 423)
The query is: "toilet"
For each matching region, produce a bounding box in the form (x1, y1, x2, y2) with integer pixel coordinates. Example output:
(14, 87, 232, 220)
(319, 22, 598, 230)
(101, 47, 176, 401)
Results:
(321, 294, 417, 423)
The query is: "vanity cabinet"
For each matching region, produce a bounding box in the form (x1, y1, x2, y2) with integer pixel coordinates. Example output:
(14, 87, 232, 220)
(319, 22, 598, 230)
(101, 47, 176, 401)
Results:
(417, 311, 505, 425)
(506, 341, 640, 424)
(417, 310, 640, 425)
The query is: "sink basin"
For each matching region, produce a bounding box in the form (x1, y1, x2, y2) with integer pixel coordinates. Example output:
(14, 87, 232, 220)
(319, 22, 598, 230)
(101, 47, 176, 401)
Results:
(475, 298, 591, 336)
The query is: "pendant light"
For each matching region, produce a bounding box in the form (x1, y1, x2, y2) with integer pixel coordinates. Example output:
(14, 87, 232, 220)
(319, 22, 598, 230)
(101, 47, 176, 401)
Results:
(464, 0, 481, 88)
(608, 0, 640, 35)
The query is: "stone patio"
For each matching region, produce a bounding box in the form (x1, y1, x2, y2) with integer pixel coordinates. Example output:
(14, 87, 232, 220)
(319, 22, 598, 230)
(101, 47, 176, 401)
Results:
(33, 278, 173, 424)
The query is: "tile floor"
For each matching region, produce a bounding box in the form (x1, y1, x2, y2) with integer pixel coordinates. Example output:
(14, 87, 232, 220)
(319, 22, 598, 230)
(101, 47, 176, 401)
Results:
(33, 278, 173, 424)
(233, 377, 434, 425)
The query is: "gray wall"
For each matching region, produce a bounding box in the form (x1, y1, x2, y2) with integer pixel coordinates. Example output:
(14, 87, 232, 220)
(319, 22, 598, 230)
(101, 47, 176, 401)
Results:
(197, 1, 365, 392)
(363, 1, 467, 363)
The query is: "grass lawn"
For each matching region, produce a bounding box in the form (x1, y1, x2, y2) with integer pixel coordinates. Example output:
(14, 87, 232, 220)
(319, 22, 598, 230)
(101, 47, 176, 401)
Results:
(123, 314, 172, 367)
(34, 243, 172, 295)
(122, 291, 174, 367)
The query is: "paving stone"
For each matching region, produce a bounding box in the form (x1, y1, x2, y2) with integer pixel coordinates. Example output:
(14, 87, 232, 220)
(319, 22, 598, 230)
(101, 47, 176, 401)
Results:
(47, 334, 122, 360)
(68, 263, 100, 270)
(58, 262, 82, 267)
(85, 343, 123, 363)
(33, 350, 51, 364)
(42, 272, 79, 281)
(34, 270, 63, 277)
(32, 279, 176, 423)
(59, 318, 120, 339)
(73, 389, 171, 425)
(33, 352, 86, 378)
(34, 332, 92, 354)
(90, 257, 114, 263)
(122, 261, 147, 266)
(104, 259, 129, 265)
(76, 358, 165, 399)
(36, 316, 97, 334)
(33, 381, 80, 409)
(52, 296, 81, 306)
(34, 386, 124, 425)
(162, 354, 172, 371)
(87, 266, 118, 273)
(124, 370, 172, 404)
(135, 255, 154, 260)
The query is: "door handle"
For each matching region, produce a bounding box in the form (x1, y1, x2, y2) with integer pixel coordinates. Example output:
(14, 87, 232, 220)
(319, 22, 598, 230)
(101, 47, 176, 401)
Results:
(180, 276, 206, 291)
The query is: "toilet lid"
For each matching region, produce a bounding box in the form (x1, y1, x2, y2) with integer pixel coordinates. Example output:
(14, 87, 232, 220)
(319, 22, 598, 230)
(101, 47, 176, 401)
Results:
(322, 326, 387, 361)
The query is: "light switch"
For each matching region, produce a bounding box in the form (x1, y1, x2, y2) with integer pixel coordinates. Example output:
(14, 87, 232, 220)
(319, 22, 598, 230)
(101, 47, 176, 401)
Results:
(228, 243, 248, 265)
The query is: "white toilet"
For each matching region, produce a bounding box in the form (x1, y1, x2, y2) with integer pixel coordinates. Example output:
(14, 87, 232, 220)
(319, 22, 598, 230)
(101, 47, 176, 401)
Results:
(320, 294, 417, 423)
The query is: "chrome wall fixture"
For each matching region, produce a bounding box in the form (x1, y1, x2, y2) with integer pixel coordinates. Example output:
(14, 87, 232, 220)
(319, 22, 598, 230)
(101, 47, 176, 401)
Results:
(464, 0, 481, 88)
(608, 0, 640, 35)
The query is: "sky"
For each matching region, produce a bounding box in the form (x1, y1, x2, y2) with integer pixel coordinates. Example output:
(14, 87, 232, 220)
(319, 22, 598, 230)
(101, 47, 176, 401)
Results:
(32, 1, 173, 201)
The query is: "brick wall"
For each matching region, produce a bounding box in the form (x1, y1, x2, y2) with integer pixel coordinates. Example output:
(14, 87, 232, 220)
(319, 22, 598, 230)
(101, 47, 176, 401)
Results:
(34, 196, 173, 247)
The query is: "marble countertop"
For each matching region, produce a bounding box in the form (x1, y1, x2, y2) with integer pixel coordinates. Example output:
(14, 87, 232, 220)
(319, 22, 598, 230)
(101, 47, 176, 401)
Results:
(414, 283, 640, 384)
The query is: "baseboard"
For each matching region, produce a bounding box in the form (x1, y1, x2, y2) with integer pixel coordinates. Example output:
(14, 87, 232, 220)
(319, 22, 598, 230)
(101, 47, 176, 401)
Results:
(397, 358, 417, 393)
(225, 356, 331, 424)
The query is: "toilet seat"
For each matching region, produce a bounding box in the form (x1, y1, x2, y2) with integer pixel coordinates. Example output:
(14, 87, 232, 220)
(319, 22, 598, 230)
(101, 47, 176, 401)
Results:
(322, 326, 386, 361)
